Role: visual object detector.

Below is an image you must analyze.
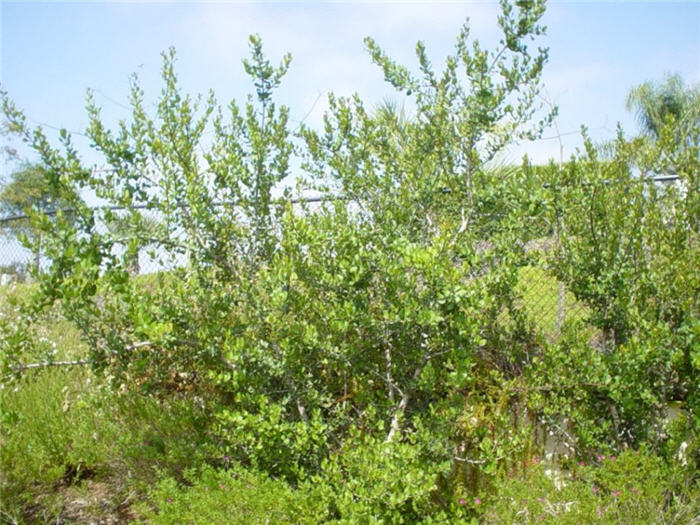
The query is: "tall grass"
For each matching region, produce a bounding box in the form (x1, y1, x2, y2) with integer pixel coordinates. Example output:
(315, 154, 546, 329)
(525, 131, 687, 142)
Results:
(0, 283, 214, 523)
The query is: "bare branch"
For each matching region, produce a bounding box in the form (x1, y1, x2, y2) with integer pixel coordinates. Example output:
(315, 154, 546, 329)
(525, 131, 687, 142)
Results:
(10, 358, 91, 372)
(7, 339, 198, 376)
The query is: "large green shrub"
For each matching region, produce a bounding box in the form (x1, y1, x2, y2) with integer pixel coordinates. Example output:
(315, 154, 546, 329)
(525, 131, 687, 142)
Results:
(1, 0, 698, 520)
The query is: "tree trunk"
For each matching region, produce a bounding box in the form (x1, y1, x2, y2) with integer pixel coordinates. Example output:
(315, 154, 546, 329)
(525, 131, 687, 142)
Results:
(127, 251, 140, 276)
(33, 231, 41, 275)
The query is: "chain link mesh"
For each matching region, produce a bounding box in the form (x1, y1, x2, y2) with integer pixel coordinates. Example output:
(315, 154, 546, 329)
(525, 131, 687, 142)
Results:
(0, 207, 588, 338)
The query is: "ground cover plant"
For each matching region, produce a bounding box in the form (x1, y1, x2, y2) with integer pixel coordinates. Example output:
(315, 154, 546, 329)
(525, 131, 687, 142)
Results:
(1, 0, 698, 522)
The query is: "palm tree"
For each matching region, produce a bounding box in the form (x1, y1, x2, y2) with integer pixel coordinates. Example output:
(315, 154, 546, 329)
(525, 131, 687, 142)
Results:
(626, 73, 700, 141)
(106, 213, 161, 275)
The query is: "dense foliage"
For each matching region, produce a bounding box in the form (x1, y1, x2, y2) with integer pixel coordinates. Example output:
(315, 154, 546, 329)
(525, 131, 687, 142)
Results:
(1, 1, 698, 522)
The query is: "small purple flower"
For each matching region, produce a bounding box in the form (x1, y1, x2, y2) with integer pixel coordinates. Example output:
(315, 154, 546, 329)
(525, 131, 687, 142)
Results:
(537, 497, 545, 503)
(578, 461, 585, 467)
(609, 455, 616, 461)
(591, 484, 600, 495)
(612, 490, 620, 498)
(167, 498, 173, 504)
(458, 498, 467, 505)
(219, 483, 224, 490)
(597, 454, 606, 461)
(629, 486, 639, 494)
(474, 497, 482, 505)
(532, 456, 541, 464)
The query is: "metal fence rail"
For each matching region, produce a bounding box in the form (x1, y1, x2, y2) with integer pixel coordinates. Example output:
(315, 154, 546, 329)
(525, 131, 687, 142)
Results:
(1, 172, 682, 277)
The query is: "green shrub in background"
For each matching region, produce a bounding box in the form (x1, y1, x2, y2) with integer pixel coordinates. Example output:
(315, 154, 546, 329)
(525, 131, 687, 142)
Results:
(524, 125, 699, 453)
(484, 448, 699, 524)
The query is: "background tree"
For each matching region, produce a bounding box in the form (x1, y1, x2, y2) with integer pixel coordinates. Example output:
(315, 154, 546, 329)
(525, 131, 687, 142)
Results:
(626, 73, 700, 142)
(104, 212, 162, 275)
(0, 162, 76, 272)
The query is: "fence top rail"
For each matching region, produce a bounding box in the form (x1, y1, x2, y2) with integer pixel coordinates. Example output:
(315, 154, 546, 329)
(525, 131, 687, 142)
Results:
(0, 194, 350, 224)
(0, 173, 682, 225)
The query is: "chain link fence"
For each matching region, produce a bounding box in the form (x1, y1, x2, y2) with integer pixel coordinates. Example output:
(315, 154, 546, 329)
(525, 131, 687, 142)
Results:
(0, 205, 588, 339)
(0, 215, 36, 283)
(0, 207, 189, 281)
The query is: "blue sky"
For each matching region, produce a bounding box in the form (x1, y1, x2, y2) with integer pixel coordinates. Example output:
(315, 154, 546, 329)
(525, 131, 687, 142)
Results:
(1, 0, 699, 179)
